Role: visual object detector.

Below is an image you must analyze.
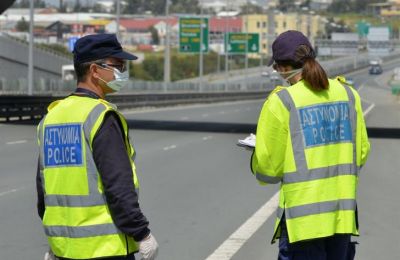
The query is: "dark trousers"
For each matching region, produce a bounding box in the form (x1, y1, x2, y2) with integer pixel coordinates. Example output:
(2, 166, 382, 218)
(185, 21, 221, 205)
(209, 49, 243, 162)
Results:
(278, 222, 356, 260)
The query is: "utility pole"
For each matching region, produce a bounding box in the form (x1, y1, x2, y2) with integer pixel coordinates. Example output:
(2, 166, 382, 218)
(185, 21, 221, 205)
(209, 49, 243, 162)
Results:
(224, 0, 229, 91)
(244, 0, 249, 90)
(164, 0, 171, 91)
(267, 8, 275, 60)
(217, 22, 220, 73)
(28, 0, 34, 95)
(199, 5, 204, 91)
(116, 0, 121, 40)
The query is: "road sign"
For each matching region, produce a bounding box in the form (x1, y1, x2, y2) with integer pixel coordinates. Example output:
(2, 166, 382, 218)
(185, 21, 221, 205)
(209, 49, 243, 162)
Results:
(179, 17, 209, 53)
(225, 33, 260, 54)
(68, 37, 79, 52)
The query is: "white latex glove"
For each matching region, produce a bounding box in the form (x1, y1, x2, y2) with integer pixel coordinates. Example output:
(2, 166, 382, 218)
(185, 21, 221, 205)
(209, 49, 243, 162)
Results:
(139, 233, 159, 260)
(44, 248, 56, 260)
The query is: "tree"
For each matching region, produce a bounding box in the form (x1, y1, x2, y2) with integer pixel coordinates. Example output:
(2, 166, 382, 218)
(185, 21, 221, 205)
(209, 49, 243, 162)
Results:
(278, 0, 295, 12)
(170, 0, 199, 14)
(239, 3, 264, 15)
(328, 0, 386, 13)
(35, 0, 46, 8)
(123, 0, 199, 15)
(123, 0, 143, 14)
(13, 0, 46, 8)
(16, 17, 29, 32)
(327, 0, 353, 13)
(149, 26, 160, 45)
(73, 0, 82, 12)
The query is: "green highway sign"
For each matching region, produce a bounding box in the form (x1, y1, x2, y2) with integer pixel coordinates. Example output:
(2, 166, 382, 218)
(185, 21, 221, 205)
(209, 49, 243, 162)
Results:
(225, 33, 260, 54)
(179, 17, 209, 53)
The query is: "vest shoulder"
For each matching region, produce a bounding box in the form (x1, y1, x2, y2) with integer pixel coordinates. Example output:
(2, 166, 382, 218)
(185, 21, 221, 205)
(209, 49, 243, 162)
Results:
(334, 76, 354, 88)
(270, 85, 287, 96)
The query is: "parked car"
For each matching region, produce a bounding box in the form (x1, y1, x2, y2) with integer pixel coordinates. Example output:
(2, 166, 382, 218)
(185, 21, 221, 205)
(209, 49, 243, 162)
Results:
(261, 71, 270, 77)
(346, 77, 354, 86)
(369, 64, 383, 75)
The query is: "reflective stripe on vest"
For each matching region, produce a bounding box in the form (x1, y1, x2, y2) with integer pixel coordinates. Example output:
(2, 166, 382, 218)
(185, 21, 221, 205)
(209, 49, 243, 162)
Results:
(276, 198, 357, 220)
(45, 223, 119, 238)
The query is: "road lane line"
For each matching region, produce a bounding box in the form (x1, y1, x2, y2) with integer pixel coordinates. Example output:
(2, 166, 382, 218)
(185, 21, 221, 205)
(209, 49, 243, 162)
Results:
(0, 188, 19, 197)
(358, 84, 365, 92)
(202, 136, 213, 141)
(364, 103, 375, 117)
(205, 191, 279, 260)
(163, 145, 177, 151)
(180, 117, 189, 121)
(6, 140, 27, 145)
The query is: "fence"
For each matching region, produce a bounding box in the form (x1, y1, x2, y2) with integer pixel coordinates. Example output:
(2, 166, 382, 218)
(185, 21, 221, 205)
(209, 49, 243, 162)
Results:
(2, 51, 400, 96)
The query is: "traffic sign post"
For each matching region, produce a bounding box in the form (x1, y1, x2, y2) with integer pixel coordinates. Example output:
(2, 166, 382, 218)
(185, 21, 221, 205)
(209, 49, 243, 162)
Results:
(225, 33, 260, 54)
(179, 17, 209, 53)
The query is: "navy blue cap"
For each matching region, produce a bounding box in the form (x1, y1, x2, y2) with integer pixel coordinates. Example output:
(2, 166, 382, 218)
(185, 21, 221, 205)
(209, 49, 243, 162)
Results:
(73, 34, 137, 65)
(268, 30, 315, 66)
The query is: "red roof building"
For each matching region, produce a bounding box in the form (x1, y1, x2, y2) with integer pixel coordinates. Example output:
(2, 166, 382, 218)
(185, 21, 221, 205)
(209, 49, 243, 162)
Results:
(209, 16, 242, 33)
(119, 17, 178, 32)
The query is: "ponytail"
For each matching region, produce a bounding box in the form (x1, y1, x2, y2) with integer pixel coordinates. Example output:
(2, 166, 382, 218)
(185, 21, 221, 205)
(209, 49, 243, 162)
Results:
(293, 44, 329, 91)
(302, 58, 329, 91)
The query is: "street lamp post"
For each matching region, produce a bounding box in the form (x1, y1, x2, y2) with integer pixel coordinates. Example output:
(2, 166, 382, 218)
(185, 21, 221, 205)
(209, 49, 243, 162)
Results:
(28, 0, 34, 96)
(244, 0, 249, 90)
(116, 0, 120, 40)
(164, 0, 171, 91)
(224, 0, 229, 91)
(199, 5, 204, 92)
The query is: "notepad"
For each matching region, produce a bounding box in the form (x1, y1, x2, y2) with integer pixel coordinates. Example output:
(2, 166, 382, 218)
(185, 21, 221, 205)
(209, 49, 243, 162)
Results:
(237, 133, 256, 148)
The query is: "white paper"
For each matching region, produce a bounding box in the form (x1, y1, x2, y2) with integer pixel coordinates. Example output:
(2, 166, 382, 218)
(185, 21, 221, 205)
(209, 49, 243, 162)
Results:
(237, 133, 256, 148)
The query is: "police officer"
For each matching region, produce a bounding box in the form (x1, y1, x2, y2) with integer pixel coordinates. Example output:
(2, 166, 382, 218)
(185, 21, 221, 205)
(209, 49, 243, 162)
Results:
(36, 34, 158, 260)
(250, 30, 370, 260)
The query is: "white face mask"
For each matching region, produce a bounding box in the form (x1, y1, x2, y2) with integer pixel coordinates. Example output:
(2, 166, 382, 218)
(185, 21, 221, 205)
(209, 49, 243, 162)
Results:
(278, 68, 303, 84)
(99, 67, 130, 92)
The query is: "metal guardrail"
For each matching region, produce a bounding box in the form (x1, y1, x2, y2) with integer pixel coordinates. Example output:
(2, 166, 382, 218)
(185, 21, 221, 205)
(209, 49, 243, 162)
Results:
(0, 91, 269, 122)
(127, 121, 400, 139)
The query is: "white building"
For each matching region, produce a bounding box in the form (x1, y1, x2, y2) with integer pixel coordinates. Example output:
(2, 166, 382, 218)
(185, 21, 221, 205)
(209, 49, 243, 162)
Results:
(310, 0, 333, 11)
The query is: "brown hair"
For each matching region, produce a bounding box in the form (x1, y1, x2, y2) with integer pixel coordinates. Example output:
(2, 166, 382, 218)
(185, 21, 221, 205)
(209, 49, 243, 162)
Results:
(296, 45, 329, 91)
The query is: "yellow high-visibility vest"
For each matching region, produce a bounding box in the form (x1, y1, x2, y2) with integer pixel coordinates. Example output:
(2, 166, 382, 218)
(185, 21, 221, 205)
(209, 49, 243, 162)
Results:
(37, 95, 139, 259)
(251, 78, 370, 243)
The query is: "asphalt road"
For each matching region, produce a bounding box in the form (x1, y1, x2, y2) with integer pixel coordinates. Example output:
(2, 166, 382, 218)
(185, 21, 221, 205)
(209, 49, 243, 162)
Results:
(0, 59, 399, 259)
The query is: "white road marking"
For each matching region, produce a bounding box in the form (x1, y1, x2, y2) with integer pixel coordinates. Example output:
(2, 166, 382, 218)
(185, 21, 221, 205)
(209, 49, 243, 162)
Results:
(363, 103, 375, 117)
(163, 145, 177, 151)
(205, 103, 376, 260)
(205, 192, 279, 260)
(6, 140, 27, 145)
(0, 188, 19, 197)
(180, 117, 189, 121)
(357, 84, 365, 92)
(202, 136, 213, 141)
